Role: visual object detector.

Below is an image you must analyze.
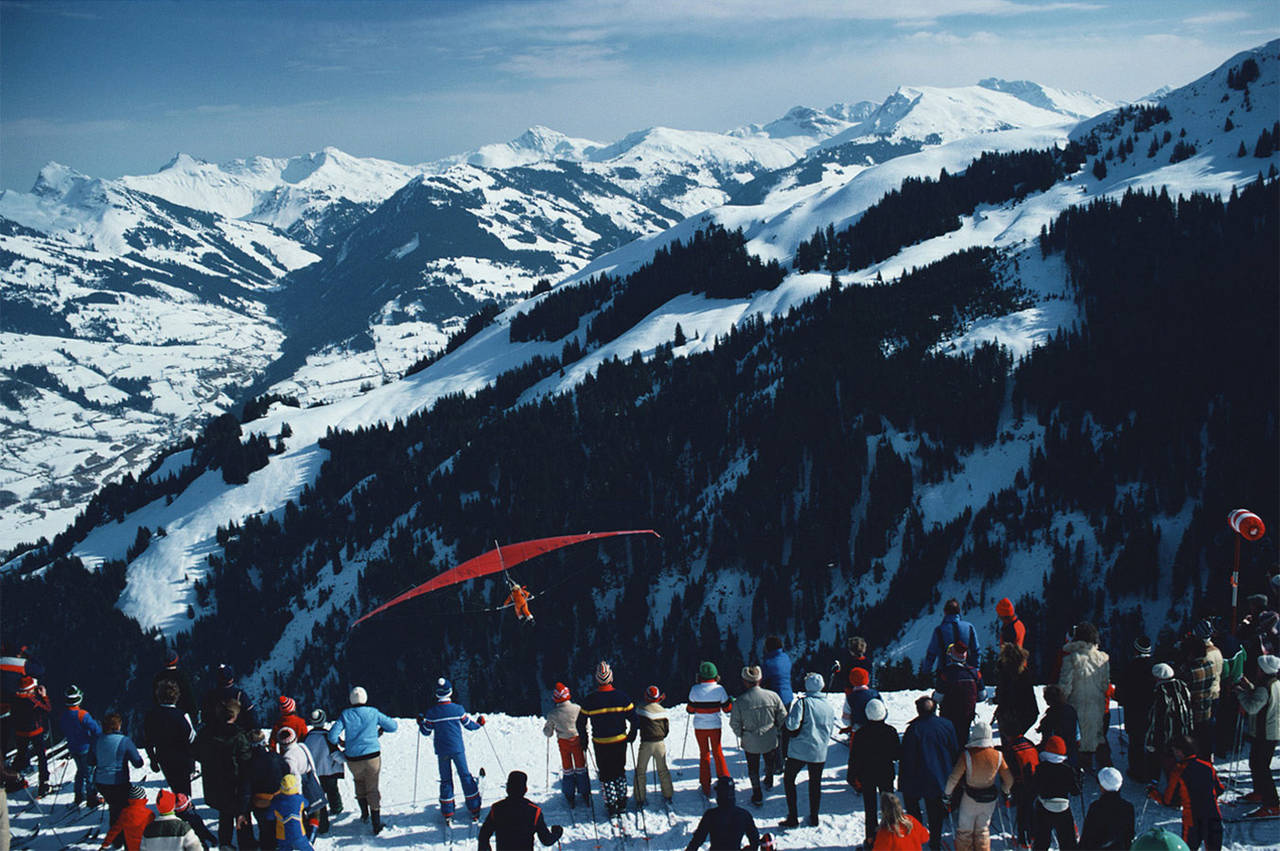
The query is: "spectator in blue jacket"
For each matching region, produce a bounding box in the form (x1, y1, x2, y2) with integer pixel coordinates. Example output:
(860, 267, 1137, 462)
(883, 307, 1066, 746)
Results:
(418, 677, 485, 823)
(58, 685, 102, 808)
(779, 672, 836, 829)
(762, 635, 794, 777)
(327, 686, 396, 834)
(924, 599, 982, 678)
(900, 696, 959, 851)
(93, 711, 144, 833)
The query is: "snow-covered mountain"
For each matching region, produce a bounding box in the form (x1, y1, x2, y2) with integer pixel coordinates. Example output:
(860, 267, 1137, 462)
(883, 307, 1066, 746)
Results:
(8, 38, 1272, 727)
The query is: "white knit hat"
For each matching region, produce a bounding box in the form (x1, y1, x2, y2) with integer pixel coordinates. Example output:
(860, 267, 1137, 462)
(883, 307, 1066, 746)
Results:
(864, 698, 887, 723)
(966, 720, 994, 748)
(1259, 655, 1280, 676)
(1152, 662, 1174, 681)
(349, 686, 368, 705)
(803, 672, 824, 693)
(1098, 767, 1123, 792)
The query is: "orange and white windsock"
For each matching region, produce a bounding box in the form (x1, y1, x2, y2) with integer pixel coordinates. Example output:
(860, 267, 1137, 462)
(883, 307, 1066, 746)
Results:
(1228, 508, 1265, 540)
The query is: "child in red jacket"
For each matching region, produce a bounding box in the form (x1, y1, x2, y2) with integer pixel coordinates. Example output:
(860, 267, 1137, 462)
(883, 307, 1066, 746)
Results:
(100, 784, 155, 851)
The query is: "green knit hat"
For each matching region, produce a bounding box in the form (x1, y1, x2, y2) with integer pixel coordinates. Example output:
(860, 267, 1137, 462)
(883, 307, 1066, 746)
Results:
(698, 661, 718, 680)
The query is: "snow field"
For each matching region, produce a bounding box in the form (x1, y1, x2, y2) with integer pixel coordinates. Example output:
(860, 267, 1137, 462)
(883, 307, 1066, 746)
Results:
(12, 689, 1278, 849)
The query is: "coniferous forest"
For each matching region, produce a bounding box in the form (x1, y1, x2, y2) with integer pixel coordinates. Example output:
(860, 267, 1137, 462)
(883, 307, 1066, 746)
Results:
(3, 175, 1275, 725)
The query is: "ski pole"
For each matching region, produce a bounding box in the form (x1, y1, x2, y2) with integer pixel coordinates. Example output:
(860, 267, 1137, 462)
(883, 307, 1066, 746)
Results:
(546, 737, 551, 794)
(413, 728, 421, 808)
(481, 725, 506, 776)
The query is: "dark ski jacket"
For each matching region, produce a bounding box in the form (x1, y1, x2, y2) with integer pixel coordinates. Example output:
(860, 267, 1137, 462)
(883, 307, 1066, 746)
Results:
(1032, 758, 1079, 801)
(994, 663, 1039, 741)
(685, 780, 759, 851)
(1036, 703, 1080, 766)
(10, 689, 50, 737)
(1145, 680, 1192, 756)
(194, 720, 251, 814)
(938, 662, 983, 726)
(761, 648, 794, 706)
(144, 703, 196, 765)
(1114, 653, 1157, 718)
(246, 744, 289, 809)
(899, 713, 958, 800)
(478, 795, 561, 850)
(152, 666, 198, 720)
(849, 718, 900, 789)
(1155, 753, 1222, 825)
(1079, 790, 1135, 849)
(576, 685, 635, 746)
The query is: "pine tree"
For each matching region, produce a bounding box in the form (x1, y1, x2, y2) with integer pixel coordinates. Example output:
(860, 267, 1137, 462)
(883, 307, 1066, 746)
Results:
(673, 323, 687, 347)
(1092, 158, 1108, 180)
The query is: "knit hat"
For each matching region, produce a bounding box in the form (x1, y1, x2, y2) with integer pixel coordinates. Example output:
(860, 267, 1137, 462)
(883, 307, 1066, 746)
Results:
(174, 793, 193, 813)
(552, 682, 572, 703)
(1098, 767, 1123, 792)
(349, 686, 368, 705)
(309, 709, 327, 726)
(17, 676, 36, 693)
(1133, 636, 1153, 654)
(279, 774, 300, 795)
(966, 720, 994, 748)
(1247, 593, 1269, 608)
(698, 661, 718, 680)
(435, 677, 453, 700)
(1191, 620, 1213, 640)
(741, 666, 762, 684)
(595, 661, 613, 685)
(645, 685, 666, 703)
(64, 684, 83, 705)
(156, 790, 176, 815)
(275, 727, 297, 745)
(803, 672, 824, 693)
(1152, 662, 1174, 681)
(996, 597, 1015, 617)
(1041, 735, 1068, 763)
(848, 667, 869, 688)
(218, 663, 235, 685)
(1259, 655, 1280, 676)
(279, 695, 296, 714)
(129, 784, 147, 800)
(864, 698, 888, 723)
(948, 641, 968, 661)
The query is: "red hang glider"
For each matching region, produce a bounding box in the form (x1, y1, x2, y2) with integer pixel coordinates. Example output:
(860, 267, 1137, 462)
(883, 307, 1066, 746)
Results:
(352, 530, 660, 627)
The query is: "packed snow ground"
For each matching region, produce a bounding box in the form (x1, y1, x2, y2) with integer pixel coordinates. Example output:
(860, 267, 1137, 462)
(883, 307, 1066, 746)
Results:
(11, 690, 1278, 850)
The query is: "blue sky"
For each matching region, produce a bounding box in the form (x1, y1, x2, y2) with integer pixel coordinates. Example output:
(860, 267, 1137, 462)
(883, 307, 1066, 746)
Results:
(1, 0, 1276, 191)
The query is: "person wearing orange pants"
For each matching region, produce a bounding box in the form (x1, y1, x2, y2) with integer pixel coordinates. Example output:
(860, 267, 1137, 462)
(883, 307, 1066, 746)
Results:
(688, 661, 733, 796)
(504, 583, 534, 623)
(543, 683, 591, 806)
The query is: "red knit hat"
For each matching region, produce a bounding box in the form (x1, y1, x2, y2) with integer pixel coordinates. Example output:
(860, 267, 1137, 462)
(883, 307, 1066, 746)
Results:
(552, 682, 571, 703)
(279, 695, 296, 714)
(17, 675, 36, 693)
(948, 641, 968, 661)
(275, 727, 297, 745)
(848, 667, 869, 687)
(996, 598, 1015, 617)
(645, 685, 666, 703)
(156, 790, 177, 815)
(1043, 735, 1067, 756)
(595, 661, 613, 685)
(174, 793, 193, 813)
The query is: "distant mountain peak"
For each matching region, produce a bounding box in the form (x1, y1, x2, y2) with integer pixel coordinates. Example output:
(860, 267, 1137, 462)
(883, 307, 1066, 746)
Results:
(977, 78, 1115, 119)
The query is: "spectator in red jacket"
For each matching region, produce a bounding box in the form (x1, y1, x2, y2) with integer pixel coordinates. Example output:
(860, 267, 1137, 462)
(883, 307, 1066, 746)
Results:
(100, 784, 155, 851)
(272, 696, 309, 753)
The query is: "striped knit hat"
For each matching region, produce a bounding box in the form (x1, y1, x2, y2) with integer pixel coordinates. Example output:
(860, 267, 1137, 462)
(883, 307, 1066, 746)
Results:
(552, 682, 571, 703)
(279, 695, 296, 714)
(276, 727, 297, 745)
(174, 793, 193, 813)
(595, 661, 613, 685)
(18, 676, 37, 693)
(129, 784, 147, 800)
(309, 709, 327, 725)
(65, 685, 84, 705)
(645, 685, 666, 703)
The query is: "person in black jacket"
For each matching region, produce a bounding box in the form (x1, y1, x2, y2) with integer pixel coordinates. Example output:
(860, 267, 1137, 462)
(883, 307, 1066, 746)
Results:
(687, 776, 760, 851)
(1032, 735, 1080, 851)
(1079, 767, 1135, 849)
(576, 661, 636, 818)
(244, 729, 288, 849)
(200, 664, 257, 732)
(193, 698, 253, 849)
(478, 770, 563, 851)
(145, 679, 197, 796)
(152, 649, 198, 722)
(1114, 636, 1157, 781)
(848, 698, 899, 849)
(995, 643, 1039, 741)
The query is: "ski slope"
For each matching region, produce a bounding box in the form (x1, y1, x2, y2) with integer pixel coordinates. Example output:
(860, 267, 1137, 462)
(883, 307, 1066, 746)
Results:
(11, 689, 1277, 850)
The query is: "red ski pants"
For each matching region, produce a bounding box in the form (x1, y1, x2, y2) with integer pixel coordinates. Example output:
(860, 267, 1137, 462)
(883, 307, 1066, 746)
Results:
(558, 736, 586, 771)
(695, 728, 730, 793)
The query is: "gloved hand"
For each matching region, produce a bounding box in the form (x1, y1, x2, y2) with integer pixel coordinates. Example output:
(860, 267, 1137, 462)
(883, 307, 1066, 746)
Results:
(150, 760, 159, 772)
(551, 825, 564, 841)
(477, 715, 486, 726)
(941, 793, 952, 810)
(832, 660, 841, 673)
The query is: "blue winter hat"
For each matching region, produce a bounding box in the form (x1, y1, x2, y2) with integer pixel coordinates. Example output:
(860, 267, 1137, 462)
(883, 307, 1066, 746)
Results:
(435, 677, 453, 699)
